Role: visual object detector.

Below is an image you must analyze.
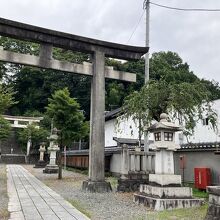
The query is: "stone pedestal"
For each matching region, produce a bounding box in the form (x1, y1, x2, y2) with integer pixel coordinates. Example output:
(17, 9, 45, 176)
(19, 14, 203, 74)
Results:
(34, 160, 47, 168)
(43, 149, 59, 173)
(82, 180, 112, 193)
(205, 186, 220, 220)
(134, 184, 204, 211)
(117, 145, 150, 192)
(43, 164, 59, 173)
(149, 174, 181, 187)
(117, 172, 149, 192)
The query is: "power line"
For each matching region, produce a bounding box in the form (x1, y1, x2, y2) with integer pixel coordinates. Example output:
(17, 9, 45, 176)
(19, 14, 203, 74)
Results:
(150, 2, 220, 12)
(127, 10, 145, 43)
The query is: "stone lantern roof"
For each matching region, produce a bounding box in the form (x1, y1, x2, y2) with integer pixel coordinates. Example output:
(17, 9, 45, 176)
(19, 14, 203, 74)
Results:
(147, 113, 182, 132)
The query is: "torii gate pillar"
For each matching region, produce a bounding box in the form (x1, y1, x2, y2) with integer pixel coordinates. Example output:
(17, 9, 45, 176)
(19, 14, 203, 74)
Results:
(82, 50, 112, 192)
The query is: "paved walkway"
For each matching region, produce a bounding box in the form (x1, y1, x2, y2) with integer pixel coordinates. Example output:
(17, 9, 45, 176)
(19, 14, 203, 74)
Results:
(7, 165, 90, 220)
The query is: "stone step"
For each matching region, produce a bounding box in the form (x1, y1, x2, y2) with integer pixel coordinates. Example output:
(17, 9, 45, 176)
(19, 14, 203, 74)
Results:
(134, 192, 204, 211)
(139, 184, 192, 198)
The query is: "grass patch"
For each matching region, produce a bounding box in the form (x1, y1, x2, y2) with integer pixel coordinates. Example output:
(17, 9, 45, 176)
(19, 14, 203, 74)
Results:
(193, 188, 209, 199)
(145, 204, 208, 220)
(68, 199, 92, 218)
(0, 208, 9, 220)
(184, 182, 209, 199)
(106, 176, 118, 189)
(65, 167, 88, 176)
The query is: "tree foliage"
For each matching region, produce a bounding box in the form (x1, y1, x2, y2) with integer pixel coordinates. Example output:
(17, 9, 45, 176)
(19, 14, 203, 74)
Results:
(17, 124, 49, 152)
(120, 51, 219, 140)
(46, 88, 89, 146)
(0, 84, 17, 114)
(0, 116, 11, 141)
(0, 84, 16, 142)
(1, 36, 220, 130)
(122, 80, 217, 138)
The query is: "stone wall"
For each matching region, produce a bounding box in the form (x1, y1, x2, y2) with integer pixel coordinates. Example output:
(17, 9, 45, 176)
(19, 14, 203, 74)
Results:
(0, 154, 26, 164)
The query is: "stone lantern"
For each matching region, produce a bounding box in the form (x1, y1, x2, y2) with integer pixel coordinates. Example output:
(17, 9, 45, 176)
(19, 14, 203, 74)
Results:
(147, 113, 182, 186)
(34, 142, 46, 168)
(134, 113, 203, 211)
(43, 128, 60, 173)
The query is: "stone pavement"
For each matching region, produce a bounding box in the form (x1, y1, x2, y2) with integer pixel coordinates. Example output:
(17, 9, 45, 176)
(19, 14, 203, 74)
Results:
(7, 165, 90, 220)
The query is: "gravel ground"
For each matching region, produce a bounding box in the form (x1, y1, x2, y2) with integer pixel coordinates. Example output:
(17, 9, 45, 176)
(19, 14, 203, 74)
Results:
(23, 165, 148, 220)
(23, 165, 207, 220)
(0, 164, 9, 220)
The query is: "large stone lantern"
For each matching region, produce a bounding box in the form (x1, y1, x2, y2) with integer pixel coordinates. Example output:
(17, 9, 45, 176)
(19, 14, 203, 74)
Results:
(134, 113, 203, 211)
(147, 113, 182, 186)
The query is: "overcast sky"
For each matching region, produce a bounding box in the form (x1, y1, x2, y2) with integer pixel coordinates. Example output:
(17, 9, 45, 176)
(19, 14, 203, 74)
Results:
(1, 0, 220, 82)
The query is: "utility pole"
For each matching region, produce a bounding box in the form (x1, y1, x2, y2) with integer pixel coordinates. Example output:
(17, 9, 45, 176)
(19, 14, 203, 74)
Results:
(144, 0, 150, 152)
(144, 0, 150, 83)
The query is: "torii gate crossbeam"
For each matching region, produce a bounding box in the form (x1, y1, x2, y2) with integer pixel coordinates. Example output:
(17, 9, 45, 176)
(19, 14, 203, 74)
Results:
(0, 17, 148, 192)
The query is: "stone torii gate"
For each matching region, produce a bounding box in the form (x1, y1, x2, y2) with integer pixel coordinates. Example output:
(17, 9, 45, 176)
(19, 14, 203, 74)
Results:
(0, 17, 148, 192)
(3, 115, 43, 156)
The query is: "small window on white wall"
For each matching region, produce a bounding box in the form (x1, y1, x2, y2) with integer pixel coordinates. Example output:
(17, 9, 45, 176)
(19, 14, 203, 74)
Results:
(202, 118, 209, 126)
(154, 132, 161, 141)
(164, 132, 173, 141)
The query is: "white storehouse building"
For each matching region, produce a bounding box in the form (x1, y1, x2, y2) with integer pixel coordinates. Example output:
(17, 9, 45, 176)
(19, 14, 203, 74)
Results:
(105, 99, 220, 148)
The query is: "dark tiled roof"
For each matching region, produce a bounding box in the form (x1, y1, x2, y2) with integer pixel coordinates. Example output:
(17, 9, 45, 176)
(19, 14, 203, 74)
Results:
(179, 142, 220, 151)
(113, 137, 153, 145)
(105, 108, 122, 121)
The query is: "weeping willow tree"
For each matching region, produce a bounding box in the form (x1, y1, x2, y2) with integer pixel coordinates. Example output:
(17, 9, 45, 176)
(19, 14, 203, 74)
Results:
(122, 80, 217, 144)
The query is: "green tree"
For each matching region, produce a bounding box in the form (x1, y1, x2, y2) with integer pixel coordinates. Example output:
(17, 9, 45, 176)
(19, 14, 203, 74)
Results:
(0, 84, 17, 113)
(149, 51, 199, 83)
(122, 80, 217, 142)
(106, 82, 125, 110)
(17, 124, 49, 152)
(46, 87, 89, 180)
(0, 84, 16, 147)
(0, 116, 11, 141)
(2, 35, 220, 120)
(46, 88, 89, 146)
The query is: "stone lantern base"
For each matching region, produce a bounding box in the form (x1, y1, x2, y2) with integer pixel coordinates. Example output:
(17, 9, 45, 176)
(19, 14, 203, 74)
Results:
(43, 164, 59, 174)
(34, 160, 47, 168)
(82, 180, 112, 193)
(134, 185, 204, 211)
(149, 174, 181, 187)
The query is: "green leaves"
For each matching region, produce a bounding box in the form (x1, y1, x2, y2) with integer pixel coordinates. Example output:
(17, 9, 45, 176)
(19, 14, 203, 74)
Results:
(122, 80, 217, 136)
(0, 84, 17, 114)
(46, 88, 89, 145)
(17, 124, 49, 152)
(0, 116, 11, 141)
(150, 51, 198, 83)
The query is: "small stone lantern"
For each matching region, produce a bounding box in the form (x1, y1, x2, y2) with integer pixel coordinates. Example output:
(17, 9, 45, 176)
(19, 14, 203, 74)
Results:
(34, 142, 46, 168)
(43, 128, 60, 173)
(147, 113, 182, 186)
